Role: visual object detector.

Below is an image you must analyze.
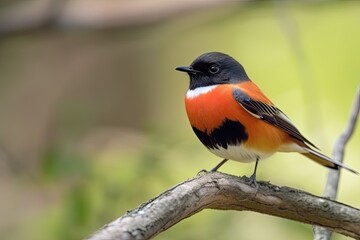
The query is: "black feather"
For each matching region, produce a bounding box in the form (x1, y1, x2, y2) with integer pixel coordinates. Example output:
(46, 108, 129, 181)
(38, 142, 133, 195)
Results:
(233, 88, 318, 149)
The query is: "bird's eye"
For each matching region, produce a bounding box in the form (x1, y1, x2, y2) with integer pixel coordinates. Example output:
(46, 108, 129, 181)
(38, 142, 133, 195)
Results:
(208, 65, 220, 74)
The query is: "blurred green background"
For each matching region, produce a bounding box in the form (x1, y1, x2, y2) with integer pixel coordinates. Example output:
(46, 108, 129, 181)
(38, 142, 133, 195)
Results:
(1, 1, 360, 239)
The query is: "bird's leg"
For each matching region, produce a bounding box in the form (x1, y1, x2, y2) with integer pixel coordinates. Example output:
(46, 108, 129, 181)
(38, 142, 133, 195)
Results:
(248, 157, 259, 188)
(210, 159, 228, 172)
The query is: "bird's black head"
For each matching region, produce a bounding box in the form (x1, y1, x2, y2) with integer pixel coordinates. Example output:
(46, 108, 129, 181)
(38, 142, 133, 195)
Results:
(176, 52, 250, 90)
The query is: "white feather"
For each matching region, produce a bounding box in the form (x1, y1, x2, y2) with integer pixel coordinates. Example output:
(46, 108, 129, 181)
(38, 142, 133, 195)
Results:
(186, 85, 218, 99)
(278, 142, 307, 153)
(209, 145, 272, 163)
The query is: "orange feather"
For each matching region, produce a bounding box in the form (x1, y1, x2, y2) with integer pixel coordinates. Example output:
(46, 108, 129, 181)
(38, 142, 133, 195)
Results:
(185, 82, 292, 154)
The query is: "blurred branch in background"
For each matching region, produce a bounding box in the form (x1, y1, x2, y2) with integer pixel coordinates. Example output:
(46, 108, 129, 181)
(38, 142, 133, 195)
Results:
(275, 1, 323, 132)
(314, 84, 360, 240)
(0, 0, 245, 35)
(87, 172, 360, 240)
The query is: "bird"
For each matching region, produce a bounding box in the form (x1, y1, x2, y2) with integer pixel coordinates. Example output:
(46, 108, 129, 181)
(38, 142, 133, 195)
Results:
(175, 52, 357, 185)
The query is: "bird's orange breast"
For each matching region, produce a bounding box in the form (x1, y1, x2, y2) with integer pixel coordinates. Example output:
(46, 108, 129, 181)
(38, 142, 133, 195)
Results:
(185, 82, 290, 153)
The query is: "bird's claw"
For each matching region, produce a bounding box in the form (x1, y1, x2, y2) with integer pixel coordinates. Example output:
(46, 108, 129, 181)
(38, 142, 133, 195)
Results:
(197, 169, 208, 175)
(248, 173, 259, 190)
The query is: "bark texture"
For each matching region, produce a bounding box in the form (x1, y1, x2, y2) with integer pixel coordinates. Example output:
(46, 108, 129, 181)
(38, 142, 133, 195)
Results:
(87, 172, 360, 240)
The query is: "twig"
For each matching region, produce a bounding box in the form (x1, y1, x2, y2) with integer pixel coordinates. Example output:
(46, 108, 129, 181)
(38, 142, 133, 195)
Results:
(313, 84, 360, 240)
(86, 172, 360, 240)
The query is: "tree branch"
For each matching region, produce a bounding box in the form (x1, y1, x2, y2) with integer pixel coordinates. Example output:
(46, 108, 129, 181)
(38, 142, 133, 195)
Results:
(86, 172, 360, 240)
(0, 0, 243, 35)
(314, 83, 360, 240)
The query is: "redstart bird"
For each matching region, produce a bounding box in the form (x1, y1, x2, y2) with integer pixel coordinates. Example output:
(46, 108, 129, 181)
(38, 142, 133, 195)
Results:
(176, 52, 357, 184)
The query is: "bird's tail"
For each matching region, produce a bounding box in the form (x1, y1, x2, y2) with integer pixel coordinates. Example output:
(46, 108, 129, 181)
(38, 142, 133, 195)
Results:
(301, 147, 358, 174)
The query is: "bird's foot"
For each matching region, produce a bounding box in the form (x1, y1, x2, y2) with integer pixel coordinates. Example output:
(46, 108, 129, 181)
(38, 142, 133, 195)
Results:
(248, 173, 259, 190)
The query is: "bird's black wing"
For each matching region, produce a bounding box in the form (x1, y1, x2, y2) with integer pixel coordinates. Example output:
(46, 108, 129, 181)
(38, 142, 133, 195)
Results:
(233, 88, 318, 149)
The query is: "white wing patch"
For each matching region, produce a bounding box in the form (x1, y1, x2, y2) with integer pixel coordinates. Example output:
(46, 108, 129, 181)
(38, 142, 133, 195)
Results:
(186, 85, 218, 99)
(239, 104, 262, 119)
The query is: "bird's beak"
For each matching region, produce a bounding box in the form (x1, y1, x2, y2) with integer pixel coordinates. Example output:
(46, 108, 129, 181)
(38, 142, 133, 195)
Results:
(175, 66, 201, 74)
